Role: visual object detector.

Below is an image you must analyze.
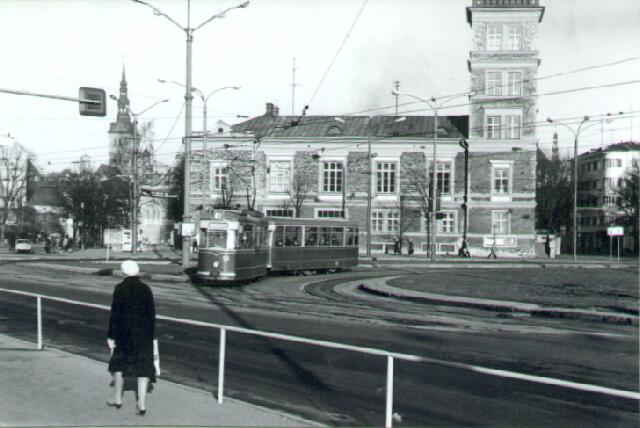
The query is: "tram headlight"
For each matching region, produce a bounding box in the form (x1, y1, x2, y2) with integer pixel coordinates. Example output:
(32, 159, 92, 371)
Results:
(212, 261, 219, 268)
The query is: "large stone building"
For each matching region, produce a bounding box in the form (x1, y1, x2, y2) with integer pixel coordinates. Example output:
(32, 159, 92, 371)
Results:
(186, 0, 545, 257)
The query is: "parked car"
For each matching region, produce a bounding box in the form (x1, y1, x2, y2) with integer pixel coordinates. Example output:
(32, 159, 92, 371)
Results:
(15, 239, 33, 254)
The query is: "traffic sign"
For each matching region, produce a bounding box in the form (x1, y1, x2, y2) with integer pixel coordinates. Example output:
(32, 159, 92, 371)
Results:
(607, 226, 624, 237)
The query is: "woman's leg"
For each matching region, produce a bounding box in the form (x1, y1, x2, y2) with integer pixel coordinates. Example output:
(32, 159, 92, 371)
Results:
(110, 372, 123, 404)
(137, 377, 149, 410)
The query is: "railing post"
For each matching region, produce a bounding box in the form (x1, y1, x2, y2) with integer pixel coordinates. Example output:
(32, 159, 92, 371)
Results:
(385, 355, 394, 428)
(37, 296, 43, 350)
(217, 328, 226, 404)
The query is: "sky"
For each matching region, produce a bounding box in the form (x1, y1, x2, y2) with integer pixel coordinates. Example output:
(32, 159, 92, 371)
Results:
(0, 0, 639, 172)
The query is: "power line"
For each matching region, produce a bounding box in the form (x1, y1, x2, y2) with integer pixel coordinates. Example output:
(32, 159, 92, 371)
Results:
(305, 0, 369, 113)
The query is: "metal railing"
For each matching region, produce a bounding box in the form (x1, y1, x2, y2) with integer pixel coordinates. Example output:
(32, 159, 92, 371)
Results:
(1, 287, 638, 428)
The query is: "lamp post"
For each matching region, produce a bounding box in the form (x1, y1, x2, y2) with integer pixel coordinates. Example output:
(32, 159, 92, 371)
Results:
(158, 80, 240, 210)
(392, 91, 467, 261)
(132, 0, 249, 268)
(546, 116, 589, 261)
(366, 116, 406, 258)
(109, 95, 168, 254)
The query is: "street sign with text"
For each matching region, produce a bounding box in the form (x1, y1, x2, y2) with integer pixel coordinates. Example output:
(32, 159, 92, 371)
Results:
(607, 226, 624, 236)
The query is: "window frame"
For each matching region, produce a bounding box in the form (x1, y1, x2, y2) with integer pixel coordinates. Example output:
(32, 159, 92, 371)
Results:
(506, 25, 523, 51)
(506, 71, 523, 96)
(486, 25, 503, 51)
(486, 116, 502, 139)
(210, 160, 228, 192)
(322, 160, 344, 193)
(268, 159, 291, 194)
(486, 71, 503, 96)
(491, 210, 510, 235)
(376, 161, 398, 194)
(437, 211, 457, 234)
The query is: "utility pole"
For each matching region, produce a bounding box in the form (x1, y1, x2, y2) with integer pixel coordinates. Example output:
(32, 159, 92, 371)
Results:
(131, 120, 139, 254)
(291, 58, 297, 116)
(393, 81, 400, 116)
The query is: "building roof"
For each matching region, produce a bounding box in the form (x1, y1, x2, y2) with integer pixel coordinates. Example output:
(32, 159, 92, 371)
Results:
(579, 141, 640, 158)
(232, 108, 468, 141)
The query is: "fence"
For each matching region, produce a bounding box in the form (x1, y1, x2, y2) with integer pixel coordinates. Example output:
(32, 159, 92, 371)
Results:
(1, 287, 638, 428)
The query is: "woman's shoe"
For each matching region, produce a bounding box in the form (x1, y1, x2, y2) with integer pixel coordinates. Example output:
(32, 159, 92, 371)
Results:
(106, 400, 122, 409)
(136, 407, 146, 416)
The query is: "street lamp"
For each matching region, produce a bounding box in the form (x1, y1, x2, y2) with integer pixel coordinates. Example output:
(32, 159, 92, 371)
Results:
(132, 0, 250, 267)
(158, 80, 240, 210)
(393, 91, 468, 261)
(109, 95, 169, 254)
(546, 116, 589, 261)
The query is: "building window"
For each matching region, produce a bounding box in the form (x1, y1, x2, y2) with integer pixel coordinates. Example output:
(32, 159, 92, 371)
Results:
(487, 25, 503, 51)
(492, 210, 510, 235)
(493, 167, 510, 195)
(372, 211, 384, 232)
(436, 161, 451, 195)
(486, 72, 502, 96)
(317, 209, 345, 218)
(605, 159, 622, 168)
(487, 116, 501, 139)
(507, 25, 523, 51)
(265, 209, 294, 217)
(376, 162, 397, 194)
(386, 211, 400, 233)
(437, 211, 456, 234)
(322, 161, 343, 193)
(506, 72, 523, 95)
(210, 162, 228, 191)
(506, 115, 521, 139)
(269, 160, 291, 193)
(372, 210, 399, 233)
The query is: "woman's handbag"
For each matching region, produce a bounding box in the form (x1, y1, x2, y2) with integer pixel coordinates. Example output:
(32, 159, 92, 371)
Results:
(153, 339, 161, 377)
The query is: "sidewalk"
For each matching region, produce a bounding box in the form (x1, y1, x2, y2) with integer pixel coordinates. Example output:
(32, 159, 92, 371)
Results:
(0, 333, 318, 427)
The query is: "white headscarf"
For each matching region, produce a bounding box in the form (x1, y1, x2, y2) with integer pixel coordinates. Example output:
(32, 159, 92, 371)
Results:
(121, 260, 140, 277)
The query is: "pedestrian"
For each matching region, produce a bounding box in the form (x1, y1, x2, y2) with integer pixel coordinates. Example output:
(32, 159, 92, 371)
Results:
(407, 239, 414, 256)
(393, 238, 400, 255)
(107, 260, 156, 416)
(488, 244, 497, 259)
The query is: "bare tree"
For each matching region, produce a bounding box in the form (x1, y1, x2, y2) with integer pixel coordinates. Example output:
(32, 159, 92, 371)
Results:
(402, 156, 433, 256)
(288, 171, 314, 217)
(0, 142, 32, 242)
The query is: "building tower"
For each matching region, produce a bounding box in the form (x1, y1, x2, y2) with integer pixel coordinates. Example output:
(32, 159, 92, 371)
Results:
(108, 66, 134, 174)
(466, 0, 545, 256)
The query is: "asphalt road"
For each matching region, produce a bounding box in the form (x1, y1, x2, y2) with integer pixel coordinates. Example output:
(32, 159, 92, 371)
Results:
(0, 265, 638, 426)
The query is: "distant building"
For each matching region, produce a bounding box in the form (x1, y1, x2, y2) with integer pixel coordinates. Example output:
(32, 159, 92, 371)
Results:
(575, 142, 640, 253)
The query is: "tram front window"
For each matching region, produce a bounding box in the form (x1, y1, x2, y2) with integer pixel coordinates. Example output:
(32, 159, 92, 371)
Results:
(207, 230, 227, 248)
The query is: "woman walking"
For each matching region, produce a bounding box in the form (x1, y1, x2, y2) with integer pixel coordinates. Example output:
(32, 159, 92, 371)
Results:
(106, 260, 156, 416)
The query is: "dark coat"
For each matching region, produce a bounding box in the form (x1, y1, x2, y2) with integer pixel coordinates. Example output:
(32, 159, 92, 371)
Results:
(107, 276, 156, 378)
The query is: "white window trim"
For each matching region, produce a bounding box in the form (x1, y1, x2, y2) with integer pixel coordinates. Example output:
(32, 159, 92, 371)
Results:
(484, 109, 523, 140)
(486, 24, 503, 51)
(435, 160, 454, 197)
(490, 160, 513, 201)
(506, 24, 524, 51)
(375, 160, 399, 195)
(209, 160, 228, 194)
(437, 210, 458, 234)
(485, 70, 503, 96)
(314, 208, 348, 219)
(491, 210, 511, 235)
(267, 158, 292, 194)
(319, 158, 346, 195)
(263, 207, 296, 217)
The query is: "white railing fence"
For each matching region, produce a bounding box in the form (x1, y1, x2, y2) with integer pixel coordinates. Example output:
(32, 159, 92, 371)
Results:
(1, 287, 638, 428)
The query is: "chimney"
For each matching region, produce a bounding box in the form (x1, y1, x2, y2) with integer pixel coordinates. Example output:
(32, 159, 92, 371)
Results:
(265, 102, 279, 116)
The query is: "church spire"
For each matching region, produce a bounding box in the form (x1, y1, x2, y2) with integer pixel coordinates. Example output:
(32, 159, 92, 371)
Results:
(117, 64, 131, 121)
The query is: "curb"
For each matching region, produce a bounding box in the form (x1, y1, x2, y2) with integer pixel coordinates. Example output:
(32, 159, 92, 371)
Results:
(359, 279, 638, 325)
(19, 262, 191, 284)
(359, 261, 630, 269)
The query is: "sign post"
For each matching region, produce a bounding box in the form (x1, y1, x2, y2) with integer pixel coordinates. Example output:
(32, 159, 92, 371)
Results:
(607, 226, 624, 263)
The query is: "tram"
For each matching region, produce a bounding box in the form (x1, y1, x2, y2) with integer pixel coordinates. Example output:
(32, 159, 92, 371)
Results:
(196, 209, 359, 283)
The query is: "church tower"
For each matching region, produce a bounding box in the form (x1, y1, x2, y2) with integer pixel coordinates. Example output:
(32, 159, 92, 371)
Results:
(465, 0, 545, 256)
(108, 66, 134, 174)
